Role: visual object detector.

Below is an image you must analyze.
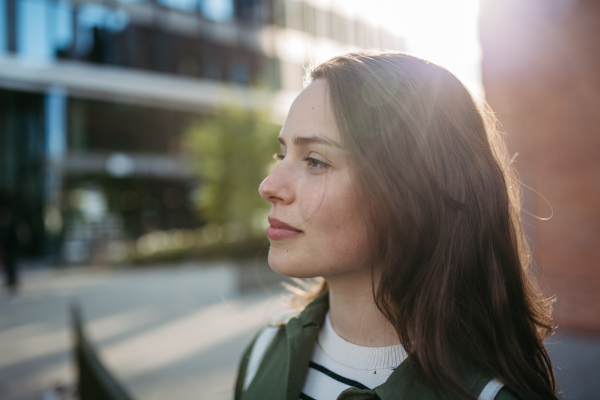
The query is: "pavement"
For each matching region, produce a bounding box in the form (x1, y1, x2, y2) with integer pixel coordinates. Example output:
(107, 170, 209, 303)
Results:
(547, 332, 600, 400)
(0, 263, 599, 400)
(0, 262, 290, 400)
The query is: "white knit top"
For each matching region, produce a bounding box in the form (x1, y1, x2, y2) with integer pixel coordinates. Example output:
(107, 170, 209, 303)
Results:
(299, 313, 407, 400)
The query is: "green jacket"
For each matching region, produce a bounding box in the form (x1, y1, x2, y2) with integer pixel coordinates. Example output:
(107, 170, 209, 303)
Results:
(234, 291, 519, 400)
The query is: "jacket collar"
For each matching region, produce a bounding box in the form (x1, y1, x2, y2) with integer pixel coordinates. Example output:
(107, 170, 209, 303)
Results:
(282, 290, 491, 400)
(286, 290, 419, 400)
(298, 289, 330, 328)
(283, 290, 329, 400)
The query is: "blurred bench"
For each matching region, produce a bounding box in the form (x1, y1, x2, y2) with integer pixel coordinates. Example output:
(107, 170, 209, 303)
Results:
(71, 304, 134, 400)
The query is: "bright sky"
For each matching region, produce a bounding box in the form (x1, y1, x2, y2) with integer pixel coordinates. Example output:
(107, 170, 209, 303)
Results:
(378, 0, 483, 99)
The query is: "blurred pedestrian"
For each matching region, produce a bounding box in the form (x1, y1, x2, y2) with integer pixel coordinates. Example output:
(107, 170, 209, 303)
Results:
(0, 199, 19, 296)
(235, 51, 558, 400)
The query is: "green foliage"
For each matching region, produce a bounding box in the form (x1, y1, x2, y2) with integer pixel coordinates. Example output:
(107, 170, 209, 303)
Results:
(185, 107, 281, 234)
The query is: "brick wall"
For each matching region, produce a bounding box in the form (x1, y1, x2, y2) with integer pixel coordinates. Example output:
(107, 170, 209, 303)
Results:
(480, 0, 600, 333)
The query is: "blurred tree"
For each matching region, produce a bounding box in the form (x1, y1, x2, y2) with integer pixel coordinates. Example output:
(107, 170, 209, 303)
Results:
(185, 107, 280, 236)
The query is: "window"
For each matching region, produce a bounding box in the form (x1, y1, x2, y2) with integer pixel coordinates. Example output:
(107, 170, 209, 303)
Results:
(304, 4, 316, 36)
(234, 0, 260, 23)
(333, 14, 351, 45)
(201, 0, 234, 22)
(173, 37, 200, 77)
(203, 57, 221, 80)
(229, 58, 249, 84)
(0, 0, 7, 54)
(16, 0, 73, 61)
(285, 0, 303, 31)
(76, 3, 129, 61)
(112, 0, 147, 4)
(263, 57, 280, 90)
(157, 0, 199, 14)
(323, 9, 333, 39)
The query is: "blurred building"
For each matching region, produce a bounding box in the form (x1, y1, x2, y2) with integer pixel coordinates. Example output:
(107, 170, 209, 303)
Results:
(480, 0, 600, 333)
(0, 0, 404, 263)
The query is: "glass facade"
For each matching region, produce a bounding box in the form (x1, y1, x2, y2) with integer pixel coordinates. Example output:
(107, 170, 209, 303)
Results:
(2, 0, 398, 87)
(0, 88, 205, 259)
(0, 0, 404, 261)
(2, 0, 274, 87)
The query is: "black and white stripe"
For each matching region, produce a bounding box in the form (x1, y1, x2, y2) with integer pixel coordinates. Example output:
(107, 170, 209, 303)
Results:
(300, 360, 372, 400)
(299, 313, 405, 400)
(308, 361, 370, 390)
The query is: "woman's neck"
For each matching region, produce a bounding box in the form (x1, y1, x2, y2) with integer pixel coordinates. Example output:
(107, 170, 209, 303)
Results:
(325, 268, 400, 347)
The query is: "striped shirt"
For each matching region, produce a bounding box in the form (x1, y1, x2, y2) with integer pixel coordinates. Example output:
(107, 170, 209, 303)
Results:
(299, 313, 407, 400)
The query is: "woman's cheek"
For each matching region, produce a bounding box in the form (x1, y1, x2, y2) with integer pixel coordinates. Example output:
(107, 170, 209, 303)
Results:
(314, 194, 369, 266)
(298, 178, 329, 221)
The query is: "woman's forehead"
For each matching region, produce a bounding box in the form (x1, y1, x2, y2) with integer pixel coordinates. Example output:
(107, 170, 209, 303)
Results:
(280, 80, 340, 145)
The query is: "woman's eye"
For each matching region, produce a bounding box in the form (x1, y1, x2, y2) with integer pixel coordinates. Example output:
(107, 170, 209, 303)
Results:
(304, 157, 329, 171)
(274, 153, 285, 163)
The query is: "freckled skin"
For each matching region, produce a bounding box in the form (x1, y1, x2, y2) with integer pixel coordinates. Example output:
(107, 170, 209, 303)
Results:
(258, 80, 370, 279)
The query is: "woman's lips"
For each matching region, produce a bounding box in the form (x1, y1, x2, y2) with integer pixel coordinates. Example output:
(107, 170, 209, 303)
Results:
(267, 217, 303, 240)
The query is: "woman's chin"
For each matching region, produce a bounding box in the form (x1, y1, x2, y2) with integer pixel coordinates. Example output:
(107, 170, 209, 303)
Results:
(268, 248, 319, 279)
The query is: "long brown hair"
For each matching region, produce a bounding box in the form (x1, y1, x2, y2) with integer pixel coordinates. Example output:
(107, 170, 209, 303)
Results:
(300, 51, 556, 399)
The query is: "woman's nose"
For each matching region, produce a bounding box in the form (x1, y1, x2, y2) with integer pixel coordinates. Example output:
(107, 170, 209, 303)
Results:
(259, 164, 294, 205)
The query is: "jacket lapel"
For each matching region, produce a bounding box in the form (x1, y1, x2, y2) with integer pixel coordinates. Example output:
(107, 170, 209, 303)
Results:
(284, 291, 330, 400)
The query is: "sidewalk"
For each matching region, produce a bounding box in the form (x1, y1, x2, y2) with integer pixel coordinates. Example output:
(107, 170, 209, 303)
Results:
(0, 263, 289, 400)
(547, 332, 600, 400)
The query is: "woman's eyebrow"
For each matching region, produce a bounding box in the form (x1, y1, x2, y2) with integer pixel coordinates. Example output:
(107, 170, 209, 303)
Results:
(278, 135, 342, 149)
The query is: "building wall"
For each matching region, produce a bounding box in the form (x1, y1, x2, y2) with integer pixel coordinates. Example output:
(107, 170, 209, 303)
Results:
(480, 0, 600, 333)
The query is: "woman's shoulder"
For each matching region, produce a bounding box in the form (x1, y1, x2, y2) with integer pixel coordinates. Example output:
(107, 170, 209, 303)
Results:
(234, 310, 302, 400)
(246, 310, 297, 355)
(476, 377, 522, 400)
(459, 358, 523, 400)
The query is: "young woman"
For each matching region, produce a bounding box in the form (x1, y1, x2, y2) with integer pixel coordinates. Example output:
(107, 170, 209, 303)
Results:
(234, 51, 557, 400)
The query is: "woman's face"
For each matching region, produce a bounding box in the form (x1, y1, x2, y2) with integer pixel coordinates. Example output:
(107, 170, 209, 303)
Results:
(259, 79, 370, 279)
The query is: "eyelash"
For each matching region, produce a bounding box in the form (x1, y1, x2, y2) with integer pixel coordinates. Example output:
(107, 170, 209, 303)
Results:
(274, 154, 329, 171)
